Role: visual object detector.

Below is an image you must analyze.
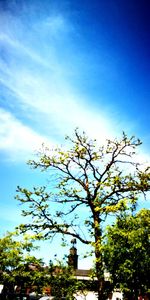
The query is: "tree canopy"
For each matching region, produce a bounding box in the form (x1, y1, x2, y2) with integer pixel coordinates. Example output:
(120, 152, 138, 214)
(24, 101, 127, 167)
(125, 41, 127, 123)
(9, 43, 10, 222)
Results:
(48, 258, 87, 300)
(0, 232, 89, 299)
(0, 231, 44, 295)
(103, 208, 150, 299)
(16, 129, 150, 299)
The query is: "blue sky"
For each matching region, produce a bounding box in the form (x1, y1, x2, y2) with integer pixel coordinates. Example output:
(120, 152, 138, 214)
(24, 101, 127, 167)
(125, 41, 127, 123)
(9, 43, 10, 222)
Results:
(0, 0, 150, 268)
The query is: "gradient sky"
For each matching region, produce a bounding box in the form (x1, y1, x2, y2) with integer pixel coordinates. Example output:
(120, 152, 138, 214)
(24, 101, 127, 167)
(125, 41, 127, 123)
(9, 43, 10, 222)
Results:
(0, 0, 150, 268)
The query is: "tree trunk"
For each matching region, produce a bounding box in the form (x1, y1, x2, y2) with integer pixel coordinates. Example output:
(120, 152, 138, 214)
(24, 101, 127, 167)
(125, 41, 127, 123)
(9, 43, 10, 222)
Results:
(93, 213, 106, 300)
(95, 253, 105, 300)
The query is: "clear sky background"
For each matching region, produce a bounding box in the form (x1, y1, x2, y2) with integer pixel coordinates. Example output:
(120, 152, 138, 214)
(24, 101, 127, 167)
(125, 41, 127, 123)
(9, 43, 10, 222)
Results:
(0, 0, 150, 268)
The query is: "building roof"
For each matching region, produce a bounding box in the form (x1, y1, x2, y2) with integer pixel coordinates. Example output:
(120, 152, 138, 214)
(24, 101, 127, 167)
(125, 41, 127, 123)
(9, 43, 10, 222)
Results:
(75, 269, 95, 281)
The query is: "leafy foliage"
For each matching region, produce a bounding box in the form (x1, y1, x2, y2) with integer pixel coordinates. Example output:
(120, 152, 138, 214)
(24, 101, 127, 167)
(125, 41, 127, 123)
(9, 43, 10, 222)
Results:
(16, 129, 150, 299)
(0, 231, 45, 294)
(0, 232, 90, 299)
(103, 209, 150, 298)
(47, 258, 87, 300)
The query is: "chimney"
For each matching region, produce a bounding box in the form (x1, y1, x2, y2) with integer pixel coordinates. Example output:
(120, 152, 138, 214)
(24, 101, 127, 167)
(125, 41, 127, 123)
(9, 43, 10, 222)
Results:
(68, 239, 78, 269)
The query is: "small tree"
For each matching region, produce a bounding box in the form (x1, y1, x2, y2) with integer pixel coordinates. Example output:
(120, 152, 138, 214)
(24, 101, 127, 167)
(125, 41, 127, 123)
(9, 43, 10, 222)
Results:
(103, 209, 150, 299)
(16, 129, 150, 300)
(47, 258, 87, 299)
(0, 231, 44, 296)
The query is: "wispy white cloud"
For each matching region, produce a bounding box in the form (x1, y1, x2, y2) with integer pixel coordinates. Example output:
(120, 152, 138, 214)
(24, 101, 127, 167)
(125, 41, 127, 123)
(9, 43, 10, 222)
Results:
(0, 108, 54, 162)
(0, 60, 116, 144)
(0, 33, 49, 67)
(0, 6, 148, 164)
(0, 12, 117, 155)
